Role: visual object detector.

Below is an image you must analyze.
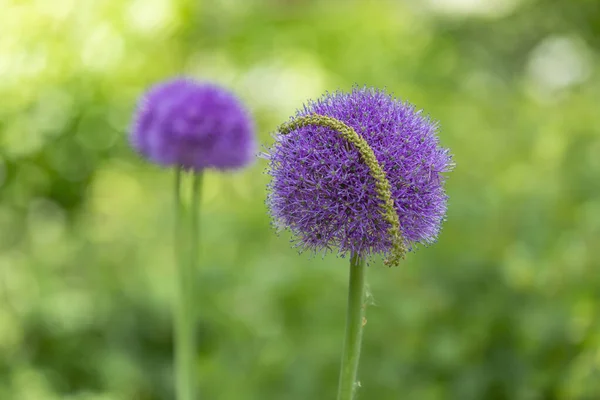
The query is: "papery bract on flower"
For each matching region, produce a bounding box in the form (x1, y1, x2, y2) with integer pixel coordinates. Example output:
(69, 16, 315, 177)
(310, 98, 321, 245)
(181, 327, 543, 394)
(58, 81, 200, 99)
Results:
(130, 77, 256, 171)
(264, 85, 453, 263)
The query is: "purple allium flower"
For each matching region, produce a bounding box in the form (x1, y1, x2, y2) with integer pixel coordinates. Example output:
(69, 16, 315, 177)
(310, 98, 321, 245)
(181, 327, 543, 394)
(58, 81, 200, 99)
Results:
(264, 86, 453, 265)
(130, 78, 256, 171)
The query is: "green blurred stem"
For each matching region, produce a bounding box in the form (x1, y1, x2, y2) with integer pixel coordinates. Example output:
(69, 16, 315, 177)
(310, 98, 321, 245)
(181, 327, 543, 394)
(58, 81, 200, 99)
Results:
(337, 253, 367, 400)
(175, 169, 203, 400)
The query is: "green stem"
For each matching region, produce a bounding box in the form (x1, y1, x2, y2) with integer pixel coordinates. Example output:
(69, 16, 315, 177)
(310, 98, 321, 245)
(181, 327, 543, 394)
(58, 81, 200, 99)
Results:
(174, 169, 203, 400)
(337, 253, 367, 400)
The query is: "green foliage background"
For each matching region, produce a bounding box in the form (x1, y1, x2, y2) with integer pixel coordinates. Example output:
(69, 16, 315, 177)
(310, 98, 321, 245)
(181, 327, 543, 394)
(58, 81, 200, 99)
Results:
(1, 0, 599, 399)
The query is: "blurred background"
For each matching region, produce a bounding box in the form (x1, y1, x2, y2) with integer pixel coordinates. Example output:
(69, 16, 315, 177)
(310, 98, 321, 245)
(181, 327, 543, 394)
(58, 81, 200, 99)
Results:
(1, 0, 599, 399)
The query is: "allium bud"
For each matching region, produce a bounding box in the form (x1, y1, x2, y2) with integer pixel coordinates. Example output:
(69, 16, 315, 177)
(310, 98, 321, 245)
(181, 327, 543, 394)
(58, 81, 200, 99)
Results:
(130, 78, 256, 171)
(264, 86, 453, 266)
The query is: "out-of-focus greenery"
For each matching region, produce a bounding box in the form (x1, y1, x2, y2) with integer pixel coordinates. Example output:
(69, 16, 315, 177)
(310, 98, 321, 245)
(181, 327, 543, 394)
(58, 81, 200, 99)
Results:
(1, 0, 599, 399)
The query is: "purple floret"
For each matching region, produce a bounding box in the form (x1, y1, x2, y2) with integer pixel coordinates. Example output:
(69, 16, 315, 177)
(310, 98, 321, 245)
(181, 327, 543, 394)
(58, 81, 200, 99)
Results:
(265, 86, 453, 260)
(130, 78, 256, 171)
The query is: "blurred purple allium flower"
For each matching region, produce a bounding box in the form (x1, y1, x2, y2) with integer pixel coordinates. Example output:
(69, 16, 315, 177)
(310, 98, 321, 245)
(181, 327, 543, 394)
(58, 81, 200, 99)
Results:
(264, 86, 453, 265)
(130, 78, 256, 171)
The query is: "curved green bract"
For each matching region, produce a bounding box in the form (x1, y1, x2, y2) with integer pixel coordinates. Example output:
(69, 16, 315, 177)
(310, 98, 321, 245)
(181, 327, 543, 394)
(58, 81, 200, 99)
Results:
(278, 114, 406, 266)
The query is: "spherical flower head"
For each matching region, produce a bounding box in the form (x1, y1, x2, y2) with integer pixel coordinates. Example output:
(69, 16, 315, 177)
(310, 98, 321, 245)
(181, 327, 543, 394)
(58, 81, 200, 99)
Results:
(264, 86, 453, 265)
(130, 77, 256, 171)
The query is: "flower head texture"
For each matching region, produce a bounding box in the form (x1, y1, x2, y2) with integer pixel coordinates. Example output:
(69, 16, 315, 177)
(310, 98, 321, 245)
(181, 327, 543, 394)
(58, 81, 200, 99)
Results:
(130, 77, 255, 171)
(264, 86, 453, 265)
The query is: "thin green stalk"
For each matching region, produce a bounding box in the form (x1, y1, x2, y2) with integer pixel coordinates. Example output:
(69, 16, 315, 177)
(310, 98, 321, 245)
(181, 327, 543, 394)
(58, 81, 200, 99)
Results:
(337, 253, 367, 400)
(174, 169, 203, 400)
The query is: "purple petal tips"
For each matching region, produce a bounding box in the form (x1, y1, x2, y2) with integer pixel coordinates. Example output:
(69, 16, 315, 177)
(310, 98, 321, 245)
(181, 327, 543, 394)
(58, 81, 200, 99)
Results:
(264, 86, 454, 264)
(129, 77, 256, 171)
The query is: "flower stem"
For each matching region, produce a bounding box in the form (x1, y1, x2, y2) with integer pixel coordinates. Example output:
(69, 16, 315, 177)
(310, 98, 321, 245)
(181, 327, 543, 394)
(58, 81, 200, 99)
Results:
(337, 253, 367, 400)
(174, 169, 203, 400)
